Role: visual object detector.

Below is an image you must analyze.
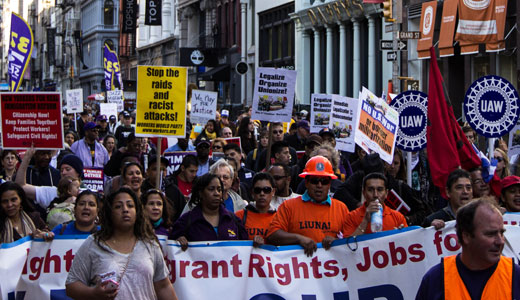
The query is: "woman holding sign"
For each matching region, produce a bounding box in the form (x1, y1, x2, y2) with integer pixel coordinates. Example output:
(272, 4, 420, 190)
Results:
(66, 187, 177, 300)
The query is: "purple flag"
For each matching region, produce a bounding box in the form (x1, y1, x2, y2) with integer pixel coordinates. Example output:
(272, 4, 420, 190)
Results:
(8, 13, 33, 92)
(103, 44, 123, 91)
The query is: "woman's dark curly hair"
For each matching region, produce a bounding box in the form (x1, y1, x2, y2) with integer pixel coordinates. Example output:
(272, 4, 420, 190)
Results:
(0, 182, 35, 233)
(189, 173, 223, 209)
(141, 189, 174, 228)
(94, 187, 157, 249)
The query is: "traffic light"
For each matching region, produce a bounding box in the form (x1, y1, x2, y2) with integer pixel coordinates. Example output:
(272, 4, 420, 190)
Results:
(381, 0, 395, 22)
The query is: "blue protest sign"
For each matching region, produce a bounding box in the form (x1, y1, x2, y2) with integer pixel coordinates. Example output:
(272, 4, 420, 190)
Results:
(390, 90, 428, 152)
(464, 75, 520, 138)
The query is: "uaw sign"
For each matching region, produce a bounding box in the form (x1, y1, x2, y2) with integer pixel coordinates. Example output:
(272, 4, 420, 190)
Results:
(464, 75, 520, 137)
(390, 90, 428, 152)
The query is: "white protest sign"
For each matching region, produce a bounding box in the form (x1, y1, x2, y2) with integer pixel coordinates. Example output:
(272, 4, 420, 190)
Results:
(191, 90, 218, 124)
(355, 87, 399, 164)
(310, 93, 332, 133)
(329, 94, 359, 152)
(66, 89, 83, 114)
(252, 67, 297, 123)
(100, 103, 118, 120)
(508, 118, 520, 158)
(3, 223, 520, 300)
(107, 89, 124, 112)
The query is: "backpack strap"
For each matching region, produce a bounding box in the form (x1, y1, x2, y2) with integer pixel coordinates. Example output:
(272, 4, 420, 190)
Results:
(243, 209, 248, 226)
(253, 149, 258, 160)
(60, 223, 68, 235)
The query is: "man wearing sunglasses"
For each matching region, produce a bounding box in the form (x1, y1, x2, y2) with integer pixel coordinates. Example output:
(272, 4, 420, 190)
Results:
(254, 123, 298, 172)
(267, 156, 349, 256)
(267, 164, 300, 209)
(70, 122, 109, 168)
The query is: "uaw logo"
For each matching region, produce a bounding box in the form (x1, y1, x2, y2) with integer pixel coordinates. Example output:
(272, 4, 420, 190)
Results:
(423, 6, 434, 35)
(390, 91, 428, 152)
(316, 162, 325, 171)
(464, 75, 520, 138)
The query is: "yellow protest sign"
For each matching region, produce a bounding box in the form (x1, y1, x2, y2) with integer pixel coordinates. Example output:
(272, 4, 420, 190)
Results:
(136, 66, 188, 137)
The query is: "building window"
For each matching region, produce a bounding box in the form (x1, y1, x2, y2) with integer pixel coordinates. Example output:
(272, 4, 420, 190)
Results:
(104, 0, 114, 26)
(259, 3, 295, 68)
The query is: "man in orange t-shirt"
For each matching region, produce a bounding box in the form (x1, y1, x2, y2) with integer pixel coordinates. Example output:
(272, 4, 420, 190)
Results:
(342, 172, 407, 236)
(267, 156, 349, 256)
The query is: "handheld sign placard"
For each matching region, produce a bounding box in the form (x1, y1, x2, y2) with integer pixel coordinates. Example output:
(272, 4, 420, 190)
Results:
(390, 90, 428, 152)
(464, 75, 520, 138)
(135, 66, 188, 138)
(251, 67, 297, 123)
(310, 94, 332, 133)
(66, 89, 83, 114)
(107, 89, 124, 112)
(329, 94, 359, 153)
(191, 90, 218, 125)
(354, 87, 399, 164)
(0, 92, 64, 149)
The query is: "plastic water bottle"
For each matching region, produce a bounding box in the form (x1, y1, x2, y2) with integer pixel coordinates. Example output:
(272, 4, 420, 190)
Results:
(370, 200, 383, 232)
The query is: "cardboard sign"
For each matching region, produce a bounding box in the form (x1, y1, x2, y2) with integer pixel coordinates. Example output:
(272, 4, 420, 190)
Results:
(251, 67, 297, 123)
(100, 103, 118, 120)
(136, 66, 188, 138)
(310, 94, 332, 133)
(107, 89, 124, 112)
(354, 87, 399, 164)
(83, 168, 104, 193)
(0, 92, 63, 149)
(464, 75, 520, 138)
(163, 151, 197, 175)
(190, 89, 218, 124)
(329, 94, 359, 153)
(66, 89, 83, 114)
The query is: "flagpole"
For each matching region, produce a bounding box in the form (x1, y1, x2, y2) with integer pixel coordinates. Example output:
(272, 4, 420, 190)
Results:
(488, 138, 495, 160)
(406, 151, 412, 186)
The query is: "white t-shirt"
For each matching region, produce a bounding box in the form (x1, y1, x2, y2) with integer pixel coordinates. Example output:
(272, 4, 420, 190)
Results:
(34, 186, 58, 208)
(66, 235, 168, 300)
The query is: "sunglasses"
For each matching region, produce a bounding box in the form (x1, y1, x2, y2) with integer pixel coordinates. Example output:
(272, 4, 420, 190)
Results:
(494, 157, 504, 162)
(273, 175, 287, 181)
(308, 177, 332, 185)
(253, 187, 273, 194)
(212, 145, 222, 150)
(273, 130, 284, 134)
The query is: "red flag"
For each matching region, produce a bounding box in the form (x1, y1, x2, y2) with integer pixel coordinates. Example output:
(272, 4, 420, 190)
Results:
(427, 47, 481, 197)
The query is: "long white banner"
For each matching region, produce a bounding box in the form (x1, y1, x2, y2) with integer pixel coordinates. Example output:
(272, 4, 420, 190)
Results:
(2, 219, 520, 300)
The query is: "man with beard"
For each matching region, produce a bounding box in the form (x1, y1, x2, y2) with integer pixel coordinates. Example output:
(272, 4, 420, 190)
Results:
(422, 169, 473, 228)
(23, 149, 61, 187)
(267, 163, 300, 209)
(195, 137, 214, 177)
(416, 199, 520, 299)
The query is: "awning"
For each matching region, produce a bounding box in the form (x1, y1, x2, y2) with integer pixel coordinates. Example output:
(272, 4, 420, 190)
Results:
(199, 64, 230, 81)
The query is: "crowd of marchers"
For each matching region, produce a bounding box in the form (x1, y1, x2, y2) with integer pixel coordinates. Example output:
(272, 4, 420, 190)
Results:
(1, 100, 520, 299)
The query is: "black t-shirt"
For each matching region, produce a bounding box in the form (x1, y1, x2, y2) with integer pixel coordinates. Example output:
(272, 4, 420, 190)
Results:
(88, 142, 96, 165)
(457, 255, 497, 300)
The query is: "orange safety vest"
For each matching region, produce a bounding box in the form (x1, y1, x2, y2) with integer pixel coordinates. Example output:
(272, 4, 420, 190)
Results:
(444, 255, 513, 300)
